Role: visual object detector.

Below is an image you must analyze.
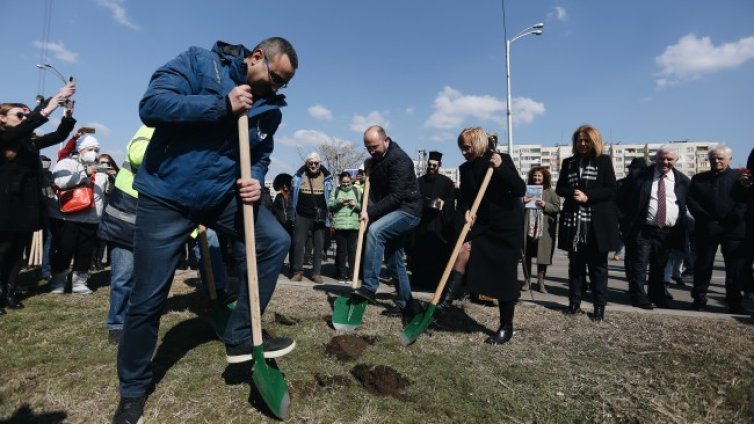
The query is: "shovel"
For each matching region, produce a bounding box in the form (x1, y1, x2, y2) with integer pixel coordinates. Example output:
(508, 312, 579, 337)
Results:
(331, 175, 371, 331)
(198, 225, 235, 339)
(401, 165, 494, 346)
(238, 114, 290, 419)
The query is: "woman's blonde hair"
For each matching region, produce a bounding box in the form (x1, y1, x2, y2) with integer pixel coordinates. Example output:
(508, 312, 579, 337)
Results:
(571, 124, 603, 157)
(457, 127, 489, 158)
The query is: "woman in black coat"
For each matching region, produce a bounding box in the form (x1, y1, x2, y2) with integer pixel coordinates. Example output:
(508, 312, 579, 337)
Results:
(556, 124, 619, 321)
(0, 84, 76, 313)
(439, 127, 525, 345)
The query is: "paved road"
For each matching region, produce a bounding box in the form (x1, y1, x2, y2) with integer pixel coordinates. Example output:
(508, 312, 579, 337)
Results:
(275, 248, 753, 322)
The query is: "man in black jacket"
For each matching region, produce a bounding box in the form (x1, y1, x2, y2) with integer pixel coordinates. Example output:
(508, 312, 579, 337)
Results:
(618, 147, 690, 309)
(687, 145, 748, 313)
(353, 125, 423, 324)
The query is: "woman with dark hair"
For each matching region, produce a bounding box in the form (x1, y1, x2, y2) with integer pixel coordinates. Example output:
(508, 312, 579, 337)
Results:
(556, 124, 619, 321)
(0, 83, 76, 313)
(522, 166, 560, 293)
(91, 153, 120, 270)
(440, 127, 525, 345)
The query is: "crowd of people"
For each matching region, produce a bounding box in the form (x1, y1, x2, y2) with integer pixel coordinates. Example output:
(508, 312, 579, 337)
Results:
(2, 36, 753, 423)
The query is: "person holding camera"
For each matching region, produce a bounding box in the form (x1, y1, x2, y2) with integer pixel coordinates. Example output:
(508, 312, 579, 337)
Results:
(0, 83, 76, 313)
(289, 152, 333, 283)
(329, 171, 362, 284)
(437, 127, 525, 345)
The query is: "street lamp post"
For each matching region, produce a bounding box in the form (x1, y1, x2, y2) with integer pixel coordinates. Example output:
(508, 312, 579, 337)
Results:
(505, 23, 543, 155)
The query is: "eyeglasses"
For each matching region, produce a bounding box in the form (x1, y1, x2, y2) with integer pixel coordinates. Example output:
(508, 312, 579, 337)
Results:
(307, 161, 320, 166)
(15, 112, 28, 120)
(263, 53, 289, 89)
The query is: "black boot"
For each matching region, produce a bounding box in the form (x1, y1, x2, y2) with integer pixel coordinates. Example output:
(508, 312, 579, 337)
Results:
(4, 291, 24, 309)
(485, 301, 515, 345)
(592, 305, 605, 321)
(565, 302, 582, 315)
(437, 270, 465, 313)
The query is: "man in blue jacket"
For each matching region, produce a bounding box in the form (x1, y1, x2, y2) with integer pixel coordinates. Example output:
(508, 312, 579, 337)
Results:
(113, 38, 298, 424)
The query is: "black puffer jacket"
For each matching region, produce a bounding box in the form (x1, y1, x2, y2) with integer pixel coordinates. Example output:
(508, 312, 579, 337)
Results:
(366, 140, 422, 221)
(0, 112, 76, 232)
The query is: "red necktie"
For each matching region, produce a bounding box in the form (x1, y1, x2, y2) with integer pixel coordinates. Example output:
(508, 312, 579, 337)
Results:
(657, 174, 666, 228)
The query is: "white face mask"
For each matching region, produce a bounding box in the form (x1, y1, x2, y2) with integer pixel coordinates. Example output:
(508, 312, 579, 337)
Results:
(80, 150, 97, 164)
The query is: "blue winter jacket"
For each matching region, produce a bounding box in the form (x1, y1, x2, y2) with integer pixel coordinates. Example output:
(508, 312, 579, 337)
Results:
(135, 41, 286, 211)
(291, 165, 334, 227)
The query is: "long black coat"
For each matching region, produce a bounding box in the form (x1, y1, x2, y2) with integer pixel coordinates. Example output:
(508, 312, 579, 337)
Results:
(458, 152, 526, 301)
(556, 154, 619, 253)
(687, 167, 747, 240)
(617, 165, 691, 250)
(0, 112, 76, 232)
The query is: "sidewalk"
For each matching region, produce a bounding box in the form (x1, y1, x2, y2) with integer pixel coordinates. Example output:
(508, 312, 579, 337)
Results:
(273, 249, 753, 322)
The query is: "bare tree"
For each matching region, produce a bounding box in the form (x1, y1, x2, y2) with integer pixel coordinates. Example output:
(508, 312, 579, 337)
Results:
(296, 140, 369, 174)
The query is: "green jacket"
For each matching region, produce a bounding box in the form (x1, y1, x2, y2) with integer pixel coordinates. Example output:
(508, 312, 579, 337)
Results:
(329, 186, 362, 230)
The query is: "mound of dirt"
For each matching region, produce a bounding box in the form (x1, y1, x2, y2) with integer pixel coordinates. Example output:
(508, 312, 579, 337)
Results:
(351, 364, 412, 400)
(325, 335, 377, 361)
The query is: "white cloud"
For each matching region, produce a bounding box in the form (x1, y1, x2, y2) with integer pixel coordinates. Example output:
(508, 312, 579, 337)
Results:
(405, 107, 415, 114)
(33, 41, 79, 64)
(277, 129, 353, 148)
(655, 33, 754, 87)
(547, 6, 568, 22)
(350, 111, 390, 133)
(96, 0, 140, 30)
(424, 86, 544, 130)
(307, 104, 333, 120)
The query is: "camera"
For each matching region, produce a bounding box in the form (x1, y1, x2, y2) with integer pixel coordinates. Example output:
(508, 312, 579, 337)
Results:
(487, 134, 498, 152)
(97, 163, 112, 172)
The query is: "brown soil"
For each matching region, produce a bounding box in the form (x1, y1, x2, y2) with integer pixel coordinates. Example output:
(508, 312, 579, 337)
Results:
(351, 364, 412, 400)
(325, 334, 378, 361)
(273, 312, 300, 325)
(295, 373, 353, 398)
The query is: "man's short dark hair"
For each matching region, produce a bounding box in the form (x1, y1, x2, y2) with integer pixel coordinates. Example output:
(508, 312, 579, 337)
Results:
(253, 37, 298, 70)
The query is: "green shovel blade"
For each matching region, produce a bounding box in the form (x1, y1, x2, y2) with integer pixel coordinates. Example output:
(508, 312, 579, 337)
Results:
(400, 303, 436, 346)
(331, 295, 368, 332)
(203, 301, 236, 339)
(252, 345, 290, 420)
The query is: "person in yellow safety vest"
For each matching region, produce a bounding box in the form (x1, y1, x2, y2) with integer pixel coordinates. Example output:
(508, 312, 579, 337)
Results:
(96, 125, 153, 345)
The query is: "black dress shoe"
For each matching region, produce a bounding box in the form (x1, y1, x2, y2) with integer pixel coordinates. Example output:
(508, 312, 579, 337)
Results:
(5, 296, 24, 310)
(380, 305, 402, 317)
(564, 303, 582, 315)
(484, 325, 513, 345)
(592, 305, 605, 321)
(633, 301, 654, 310)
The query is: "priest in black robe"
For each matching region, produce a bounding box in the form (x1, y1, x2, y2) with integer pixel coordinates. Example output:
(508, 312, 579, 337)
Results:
(408, 151, 457, 289)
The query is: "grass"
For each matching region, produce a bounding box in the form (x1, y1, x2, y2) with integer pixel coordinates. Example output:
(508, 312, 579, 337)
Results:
(1, 269, 753, 423)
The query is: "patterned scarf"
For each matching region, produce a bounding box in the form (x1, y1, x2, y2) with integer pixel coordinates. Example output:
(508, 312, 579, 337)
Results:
(562, 157, 598, 251)
(527, 208, 544, 239)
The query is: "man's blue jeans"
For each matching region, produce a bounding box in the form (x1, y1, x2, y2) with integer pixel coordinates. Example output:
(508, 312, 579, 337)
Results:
(107, 245, 134, 330)
(192, 227, 228, 293)
(361, 210, 420, 310)
(117, 194, 289, 398)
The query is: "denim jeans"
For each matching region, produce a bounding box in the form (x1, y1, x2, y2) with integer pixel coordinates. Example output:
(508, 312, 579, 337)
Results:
(361, 211, 420, 310)
(40, 225, 53, 279)
(107, 245, 134, 330)
(118, 194, 289, 398)
(192, 227, 228, 293)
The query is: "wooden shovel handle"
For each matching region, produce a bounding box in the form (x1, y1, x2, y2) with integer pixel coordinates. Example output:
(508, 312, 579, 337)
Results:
(350, 175, 371, 289)
(238, 114, 263, 347)
(197, 225, 217, 301)
(430, 165, 494, 305)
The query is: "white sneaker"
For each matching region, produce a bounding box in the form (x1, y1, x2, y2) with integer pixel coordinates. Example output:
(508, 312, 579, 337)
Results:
(71, 272, 93, 295)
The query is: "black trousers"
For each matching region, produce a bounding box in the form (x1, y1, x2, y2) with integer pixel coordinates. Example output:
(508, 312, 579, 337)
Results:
(334, 229, 358, 279)
(568, 241, 609, 307)
(292, 214, 325, 275)
(692, 234, 746, 306)
(0, 232, 31, 297)
(630, 225, 674, 304)
(49, 218, 98, 274)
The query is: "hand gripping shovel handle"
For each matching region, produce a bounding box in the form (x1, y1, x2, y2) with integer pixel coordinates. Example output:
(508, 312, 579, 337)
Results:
(430, 165, 494, 305)
(237, 115, 263, 347)
(197, 225, 218, 301)
(350, 175, 370, 289)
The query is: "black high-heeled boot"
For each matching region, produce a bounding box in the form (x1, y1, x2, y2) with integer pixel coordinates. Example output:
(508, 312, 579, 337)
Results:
(592, 305, 605, 321)
(485, 300, 515, 345)
(436, 270, 465, 314)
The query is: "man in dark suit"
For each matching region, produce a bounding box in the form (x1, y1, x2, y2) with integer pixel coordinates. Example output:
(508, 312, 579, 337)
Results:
(687, 145, 748, 313)
(618, 146, 690, 309)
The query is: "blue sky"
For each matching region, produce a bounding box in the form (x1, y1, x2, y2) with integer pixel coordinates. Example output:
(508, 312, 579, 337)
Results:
(2, 0, 753, 177)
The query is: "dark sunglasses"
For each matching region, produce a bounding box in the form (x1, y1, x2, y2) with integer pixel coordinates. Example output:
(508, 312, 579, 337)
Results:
(15, 112, 28, 119)
(263, 53, 289, 89)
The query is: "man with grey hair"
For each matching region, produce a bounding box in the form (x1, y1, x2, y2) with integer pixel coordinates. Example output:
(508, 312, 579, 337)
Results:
(687, 144, 748, 313)
(618, 145, 691, 309)
(290, 151, 334, 283)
